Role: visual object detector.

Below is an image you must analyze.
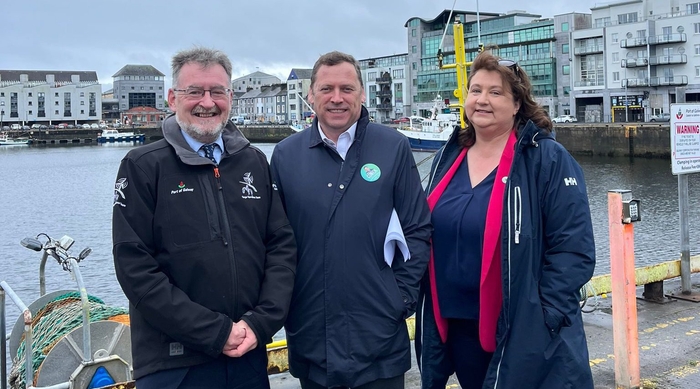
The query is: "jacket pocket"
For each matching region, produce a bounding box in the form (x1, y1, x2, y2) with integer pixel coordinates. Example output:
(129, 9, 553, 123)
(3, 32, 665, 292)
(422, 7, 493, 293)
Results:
(161, 173, 221, 247)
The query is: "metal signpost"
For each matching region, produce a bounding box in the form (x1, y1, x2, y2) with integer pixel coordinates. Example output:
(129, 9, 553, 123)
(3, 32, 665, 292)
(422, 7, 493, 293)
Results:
(669, 90, 700, 300)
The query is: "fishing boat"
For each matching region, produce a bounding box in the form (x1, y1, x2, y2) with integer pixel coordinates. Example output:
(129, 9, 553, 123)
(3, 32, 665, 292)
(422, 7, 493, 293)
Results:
(396, 98, 458, 151)
(97, 129, 145, 143)
(0, 132, 31, 146)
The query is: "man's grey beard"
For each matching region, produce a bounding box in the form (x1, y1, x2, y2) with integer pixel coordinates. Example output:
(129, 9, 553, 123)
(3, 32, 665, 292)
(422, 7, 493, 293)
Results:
(175, 114, 227, 144)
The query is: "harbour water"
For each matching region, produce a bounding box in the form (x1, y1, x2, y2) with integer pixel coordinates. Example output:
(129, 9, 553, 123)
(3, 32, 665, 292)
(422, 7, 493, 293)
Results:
(1, 142, 699, 351)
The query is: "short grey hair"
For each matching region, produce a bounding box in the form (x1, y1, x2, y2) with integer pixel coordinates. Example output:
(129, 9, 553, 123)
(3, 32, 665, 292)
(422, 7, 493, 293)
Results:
(311, 51, 363, 88)
(171, 47, 232, 88)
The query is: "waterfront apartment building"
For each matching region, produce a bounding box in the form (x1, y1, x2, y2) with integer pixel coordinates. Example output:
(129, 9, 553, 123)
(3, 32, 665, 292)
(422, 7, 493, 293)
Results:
(359, 54, 409, 122)
(286, 68, 312, 123)
(570, 0, 700, 122)
(0, 70, 102, 127)
(112, 65, 166, 112)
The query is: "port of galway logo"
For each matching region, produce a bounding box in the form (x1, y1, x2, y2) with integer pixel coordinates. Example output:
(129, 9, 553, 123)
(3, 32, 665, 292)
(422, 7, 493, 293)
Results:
(171, 181, 194, 195)
(240, 172, 260, 199)
(114, 178, 128, 207)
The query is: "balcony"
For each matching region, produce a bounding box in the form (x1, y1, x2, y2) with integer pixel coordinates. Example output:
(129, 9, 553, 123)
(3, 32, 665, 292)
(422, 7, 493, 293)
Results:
(650, 54, 687, 65)
(650, 75, 688, 87)
(375, 77, 391, 85)
(619, 37, 647, 48)
(377, 103, 393, 111)
(648, 33, 686, 45)
(621, 58, 649, 68)
(621, 78, 650, 88)
(574, 79, 605, 87)
(377, 90, 392, 98)
(573, 45, 604, 55)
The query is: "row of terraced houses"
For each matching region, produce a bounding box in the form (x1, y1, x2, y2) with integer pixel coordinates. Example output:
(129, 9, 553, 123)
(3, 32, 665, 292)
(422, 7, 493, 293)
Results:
(1, 0, 699, 128)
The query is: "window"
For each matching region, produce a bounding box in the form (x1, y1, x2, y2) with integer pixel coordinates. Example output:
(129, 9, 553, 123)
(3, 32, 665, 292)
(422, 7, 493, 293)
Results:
(612, 33, 618, 43)
(28, 101, 33, 106)
(150, 87, 154, 90)
(55, 92, 59, 97)
(28, 110, 32, 115)
(688, 2, 700, 14)
(612, 52, 619, 62)
(696, 66, 700, 77)
(562, 43, 569, 54)
(80, 110, 84, 114)
(594, 17, 611, 28)
(289, 84, 295, 90)
(563, 86, 570, 95)
(80, 101, 85, 105)
(412, 62, 417, 70)
(368, 72, 377, 80)
(411, 45, 417, 54)
(392, 69, 404, 79)
(613, 72, 620, 81)
(411, 28, 416, 37)
(28, 92, 32, 97)
(80, 92, 84, 97)
(55, 110, 59, 114)
(695, 23, 700, 34)
(637, 29, 646, 38)
(618, 12, 638, 24)
(561, 22, 569, 32)
(55, 101, 59, 105)
(695, 44, 700, 55)
(290, 104, 296, 110)
(562, 65, 570, 75)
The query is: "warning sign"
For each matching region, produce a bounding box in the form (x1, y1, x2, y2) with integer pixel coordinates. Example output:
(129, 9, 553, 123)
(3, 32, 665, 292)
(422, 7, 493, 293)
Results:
(670, 103, 700, 175)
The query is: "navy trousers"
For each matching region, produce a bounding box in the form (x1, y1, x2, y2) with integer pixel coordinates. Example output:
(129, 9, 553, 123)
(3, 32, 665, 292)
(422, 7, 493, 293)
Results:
(135, 347, 269, 389)
(415, 276, 493, 389)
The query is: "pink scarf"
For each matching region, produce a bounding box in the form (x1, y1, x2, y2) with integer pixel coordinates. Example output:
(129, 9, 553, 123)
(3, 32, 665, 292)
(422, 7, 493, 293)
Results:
(426, 130, 517, 352)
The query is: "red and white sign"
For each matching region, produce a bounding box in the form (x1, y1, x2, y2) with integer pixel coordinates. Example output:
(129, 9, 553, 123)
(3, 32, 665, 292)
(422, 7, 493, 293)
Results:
(670, 103, 700, 175)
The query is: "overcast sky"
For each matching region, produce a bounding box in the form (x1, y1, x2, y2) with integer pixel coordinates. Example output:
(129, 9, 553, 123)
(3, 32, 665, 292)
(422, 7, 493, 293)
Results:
(3, 0, 599, 91)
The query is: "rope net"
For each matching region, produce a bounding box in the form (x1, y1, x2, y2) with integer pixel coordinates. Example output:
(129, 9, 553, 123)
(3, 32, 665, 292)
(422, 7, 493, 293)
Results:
(9, 291, 129, 389)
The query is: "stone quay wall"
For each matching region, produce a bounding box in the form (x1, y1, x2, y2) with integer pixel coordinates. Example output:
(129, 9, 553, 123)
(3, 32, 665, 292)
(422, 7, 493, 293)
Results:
(554, 123, 671, 159)
(18, 124, 672, 159)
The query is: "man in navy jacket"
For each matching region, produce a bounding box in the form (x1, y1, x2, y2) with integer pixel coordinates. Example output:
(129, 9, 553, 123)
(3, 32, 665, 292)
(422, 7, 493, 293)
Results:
(271, 51, 431, 389)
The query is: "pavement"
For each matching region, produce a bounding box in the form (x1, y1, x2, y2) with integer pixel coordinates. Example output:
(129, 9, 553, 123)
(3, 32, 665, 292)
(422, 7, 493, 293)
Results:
(270, 273, 700, 388)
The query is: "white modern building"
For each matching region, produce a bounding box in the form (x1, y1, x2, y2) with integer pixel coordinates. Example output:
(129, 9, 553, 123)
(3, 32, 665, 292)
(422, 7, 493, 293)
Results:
(570, 0, 700, 122)
(0, 70, 102, 127)
(286, 68, 313, 124)
(359, 54, 408, 122)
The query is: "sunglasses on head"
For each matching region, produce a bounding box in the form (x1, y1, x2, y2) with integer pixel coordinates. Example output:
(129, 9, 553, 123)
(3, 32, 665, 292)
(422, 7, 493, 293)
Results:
(498, 59, 520, 76)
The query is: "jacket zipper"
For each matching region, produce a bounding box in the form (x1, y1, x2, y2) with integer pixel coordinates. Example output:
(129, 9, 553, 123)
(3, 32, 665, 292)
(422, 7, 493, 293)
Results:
(492, 182, 517, 388)
(514, 186, 522, 244)
(213, 166, 239, 319)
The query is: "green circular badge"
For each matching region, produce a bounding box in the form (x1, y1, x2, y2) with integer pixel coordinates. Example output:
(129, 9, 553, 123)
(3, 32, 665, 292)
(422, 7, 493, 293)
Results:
(360, 163, 381, 182)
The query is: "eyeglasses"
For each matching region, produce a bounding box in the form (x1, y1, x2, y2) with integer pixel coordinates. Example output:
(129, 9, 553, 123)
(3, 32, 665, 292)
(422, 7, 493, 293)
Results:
(173, 87, 231, 100)
(498, 59, 521, 78)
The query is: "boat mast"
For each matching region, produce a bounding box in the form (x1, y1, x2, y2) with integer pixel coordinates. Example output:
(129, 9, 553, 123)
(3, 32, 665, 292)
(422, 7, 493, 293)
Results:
(438, 18, 470, 129)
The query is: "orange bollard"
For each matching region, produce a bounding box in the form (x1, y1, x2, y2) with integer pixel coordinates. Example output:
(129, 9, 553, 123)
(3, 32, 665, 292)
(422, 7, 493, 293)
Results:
(608, 190, 640, 388)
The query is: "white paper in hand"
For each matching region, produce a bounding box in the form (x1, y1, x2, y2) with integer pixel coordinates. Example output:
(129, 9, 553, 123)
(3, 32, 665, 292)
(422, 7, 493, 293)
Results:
(383, 209, 410, 267)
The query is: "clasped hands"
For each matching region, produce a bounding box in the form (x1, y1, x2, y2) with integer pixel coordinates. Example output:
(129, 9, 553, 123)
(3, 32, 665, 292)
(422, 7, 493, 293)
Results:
(223, 320, 258, 357)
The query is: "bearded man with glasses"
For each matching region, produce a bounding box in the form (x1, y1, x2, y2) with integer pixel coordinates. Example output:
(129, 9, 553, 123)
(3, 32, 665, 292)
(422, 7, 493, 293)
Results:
(112, 46, 297, 389)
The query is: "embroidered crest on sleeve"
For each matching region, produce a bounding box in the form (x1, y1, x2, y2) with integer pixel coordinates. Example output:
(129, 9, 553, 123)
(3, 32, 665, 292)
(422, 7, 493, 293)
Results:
(114, 178, 128, 207)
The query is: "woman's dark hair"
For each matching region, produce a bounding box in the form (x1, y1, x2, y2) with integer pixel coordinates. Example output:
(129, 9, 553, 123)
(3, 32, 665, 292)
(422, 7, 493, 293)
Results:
(458, 50, 552, 148)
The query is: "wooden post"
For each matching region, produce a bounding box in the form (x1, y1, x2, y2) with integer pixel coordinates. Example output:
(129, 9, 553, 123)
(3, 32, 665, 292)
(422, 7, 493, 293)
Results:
(608, 190, 640, 389)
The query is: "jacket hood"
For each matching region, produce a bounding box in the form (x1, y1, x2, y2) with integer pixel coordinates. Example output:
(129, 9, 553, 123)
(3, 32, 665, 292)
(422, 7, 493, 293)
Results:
(161, 113, 250, 165)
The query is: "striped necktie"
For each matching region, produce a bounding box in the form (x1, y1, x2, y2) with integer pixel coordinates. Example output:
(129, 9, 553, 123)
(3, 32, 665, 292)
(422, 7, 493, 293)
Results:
(200, 143, 218, 164)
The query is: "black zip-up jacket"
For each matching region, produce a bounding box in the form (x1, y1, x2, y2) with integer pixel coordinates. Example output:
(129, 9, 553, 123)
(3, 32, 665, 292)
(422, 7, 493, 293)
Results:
(112, 115, 297, 379)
